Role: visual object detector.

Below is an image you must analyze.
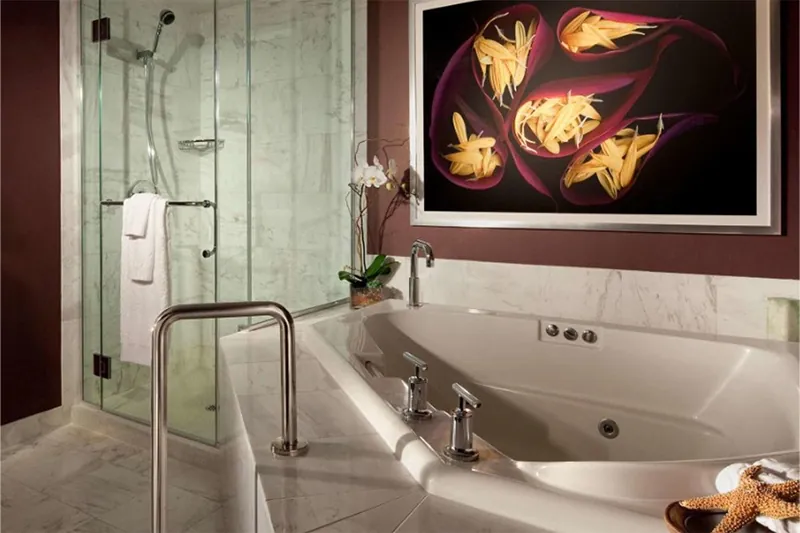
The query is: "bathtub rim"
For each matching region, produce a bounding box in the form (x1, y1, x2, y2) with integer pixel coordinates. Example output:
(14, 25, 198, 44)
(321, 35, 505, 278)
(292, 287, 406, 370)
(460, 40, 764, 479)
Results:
(302, 324, 671, 533)
(304, 300, 799, 529)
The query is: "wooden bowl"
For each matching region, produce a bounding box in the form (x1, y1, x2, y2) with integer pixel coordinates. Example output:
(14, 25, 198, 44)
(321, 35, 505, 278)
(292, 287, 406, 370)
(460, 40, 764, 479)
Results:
(664, 501, 773, 533)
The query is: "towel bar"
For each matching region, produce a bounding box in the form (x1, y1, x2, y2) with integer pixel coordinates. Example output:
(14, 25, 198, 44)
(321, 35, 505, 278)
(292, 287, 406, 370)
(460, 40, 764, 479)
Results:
(100, 199, 217, 258)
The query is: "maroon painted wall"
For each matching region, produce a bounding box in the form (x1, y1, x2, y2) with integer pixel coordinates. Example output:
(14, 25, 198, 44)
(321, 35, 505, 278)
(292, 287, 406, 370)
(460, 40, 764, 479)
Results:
(1, 0, 62, 424)
(367, 0, 800, 280)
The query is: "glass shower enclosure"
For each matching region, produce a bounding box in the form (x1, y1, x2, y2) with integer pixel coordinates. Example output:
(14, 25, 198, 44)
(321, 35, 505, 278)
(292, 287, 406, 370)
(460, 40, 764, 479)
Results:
(81, 0, 361, 445)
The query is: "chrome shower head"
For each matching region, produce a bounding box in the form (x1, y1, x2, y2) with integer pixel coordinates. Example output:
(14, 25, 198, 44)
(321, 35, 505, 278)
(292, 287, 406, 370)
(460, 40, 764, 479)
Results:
(150, 9, 175, 56)
(159, 9, 175, 25)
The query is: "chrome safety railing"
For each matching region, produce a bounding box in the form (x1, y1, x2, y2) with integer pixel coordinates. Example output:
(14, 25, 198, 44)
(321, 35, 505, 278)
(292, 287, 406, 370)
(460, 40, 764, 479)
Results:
(150, 301, 309, 533)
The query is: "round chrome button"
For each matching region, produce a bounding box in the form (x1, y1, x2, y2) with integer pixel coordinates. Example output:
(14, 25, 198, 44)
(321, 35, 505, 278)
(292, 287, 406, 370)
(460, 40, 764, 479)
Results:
(545, 324, 559, 337)
(582, 330, 598, 344)
(563, 327, 578, 341)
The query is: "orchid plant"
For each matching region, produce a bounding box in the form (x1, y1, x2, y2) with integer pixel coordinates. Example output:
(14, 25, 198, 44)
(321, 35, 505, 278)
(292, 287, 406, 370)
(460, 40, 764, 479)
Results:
(339, 138, 415, 289)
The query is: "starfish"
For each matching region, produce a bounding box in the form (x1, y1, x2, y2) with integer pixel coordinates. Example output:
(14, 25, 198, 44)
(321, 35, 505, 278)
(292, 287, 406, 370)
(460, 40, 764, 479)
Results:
(680, 465, 800, 533)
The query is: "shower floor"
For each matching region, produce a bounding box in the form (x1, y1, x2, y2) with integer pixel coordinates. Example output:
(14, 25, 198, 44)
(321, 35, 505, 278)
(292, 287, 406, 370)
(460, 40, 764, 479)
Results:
(103, 385, 216, 444)
(1, 425, 224, 533)
(83, 356, 216, 444)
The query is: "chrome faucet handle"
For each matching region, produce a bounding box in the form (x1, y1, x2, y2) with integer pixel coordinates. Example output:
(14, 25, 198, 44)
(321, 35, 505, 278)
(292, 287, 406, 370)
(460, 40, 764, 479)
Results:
(403, 351, 428, 374)
(402, 352, 432, 421)
(452, 383, 481, 410)
(443, 382, 481, 462)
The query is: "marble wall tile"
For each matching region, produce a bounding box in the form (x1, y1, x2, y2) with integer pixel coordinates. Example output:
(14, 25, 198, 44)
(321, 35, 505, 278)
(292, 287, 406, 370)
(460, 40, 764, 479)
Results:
(386, 258, 798, 341)
(767, 297, 800, 342)
(61, 0, 83, 412)
(715, 276, 799, 339)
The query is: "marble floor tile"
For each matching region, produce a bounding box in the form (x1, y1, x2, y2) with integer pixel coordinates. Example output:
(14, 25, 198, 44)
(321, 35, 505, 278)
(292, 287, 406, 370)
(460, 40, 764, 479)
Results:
(185, 507, 228, 533)
(2, 425, 140, 492)
(1, 442, 28, 461)
(167, 457, 224, 503)
(255, 433, 418, 501)
(2, 476, 48, 510)
(394, 495, 545, 533)
(312, 490, 425, 533)
(99, 485, 220, 533)
(2, 438, 104, 492)
(111, 450, 223, 502)
(268, 487, 420, 533)
(108, 449, 151, 476)
(43, 462, 150, 517)
(1, 475, 92, 533)
(44, 425, 142, 463)
(66, 518, 127, 533)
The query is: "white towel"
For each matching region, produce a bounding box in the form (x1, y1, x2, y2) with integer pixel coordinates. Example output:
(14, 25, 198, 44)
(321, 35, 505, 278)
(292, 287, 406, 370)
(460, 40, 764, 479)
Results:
(715, 458, 799, 533)
(123, 193, 157, 237)
(120, 197, 170, 366)
(123, 194, 159, 282)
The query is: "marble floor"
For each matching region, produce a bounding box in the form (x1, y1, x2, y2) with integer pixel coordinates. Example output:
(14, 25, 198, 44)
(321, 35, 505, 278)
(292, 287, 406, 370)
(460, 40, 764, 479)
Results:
(1, 423, 545, 533)
(1, 425, 224, 533)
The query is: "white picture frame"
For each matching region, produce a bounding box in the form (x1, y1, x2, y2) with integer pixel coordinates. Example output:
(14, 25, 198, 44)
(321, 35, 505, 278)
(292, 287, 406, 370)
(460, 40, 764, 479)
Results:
(408, 0, 782, 234)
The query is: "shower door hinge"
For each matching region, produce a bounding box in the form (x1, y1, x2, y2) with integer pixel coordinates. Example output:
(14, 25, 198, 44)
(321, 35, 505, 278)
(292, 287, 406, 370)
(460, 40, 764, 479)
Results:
(91, 17, 111, 43)
(92, 353, 111, 379)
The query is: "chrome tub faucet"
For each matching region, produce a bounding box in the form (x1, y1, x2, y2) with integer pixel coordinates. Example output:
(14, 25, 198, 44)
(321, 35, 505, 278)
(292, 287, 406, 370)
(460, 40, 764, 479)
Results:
(401, 352, 432, 421)
(443, 383, 482, 462)
(409, 239, 434, 308)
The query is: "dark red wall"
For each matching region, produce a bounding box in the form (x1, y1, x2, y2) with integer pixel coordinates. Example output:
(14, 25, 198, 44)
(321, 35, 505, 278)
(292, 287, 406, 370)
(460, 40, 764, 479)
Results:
(1, 0, 62, 424)
(367, 0, 800, 280)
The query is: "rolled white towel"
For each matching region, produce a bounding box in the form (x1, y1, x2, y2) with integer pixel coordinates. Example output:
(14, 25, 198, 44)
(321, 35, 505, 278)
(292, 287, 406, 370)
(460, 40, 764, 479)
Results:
(715, 458, 799, 533)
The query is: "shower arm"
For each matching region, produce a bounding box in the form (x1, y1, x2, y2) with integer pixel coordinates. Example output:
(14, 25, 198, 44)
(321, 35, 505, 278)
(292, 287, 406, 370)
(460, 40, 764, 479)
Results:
(150, 301, 309, 533)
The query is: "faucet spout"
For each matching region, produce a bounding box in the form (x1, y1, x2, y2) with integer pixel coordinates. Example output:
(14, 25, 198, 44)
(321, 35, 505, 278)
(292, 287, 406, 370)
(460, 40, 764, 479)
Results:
(409, 239, 434, 308)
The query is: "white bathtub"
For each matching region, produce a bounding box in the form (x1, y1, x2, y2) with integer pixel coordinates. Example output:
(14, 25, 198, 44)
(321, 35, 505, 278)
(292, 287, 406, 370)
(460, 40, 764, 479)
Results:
(305, 300, 799, 532)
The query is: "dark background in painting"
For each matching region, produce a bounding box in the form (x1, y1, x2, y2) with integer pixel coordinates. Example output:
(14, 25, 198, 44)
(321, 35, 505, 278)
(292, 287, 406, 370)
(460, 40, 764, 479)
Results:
(422, 0, 757, 215)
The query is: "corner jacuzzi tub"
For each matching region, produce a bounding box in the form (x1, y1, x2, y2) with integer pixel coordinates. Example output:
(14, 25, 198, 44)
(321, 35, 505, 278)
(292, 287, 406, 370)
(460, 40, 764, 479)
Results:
(305, 300, 799, 532)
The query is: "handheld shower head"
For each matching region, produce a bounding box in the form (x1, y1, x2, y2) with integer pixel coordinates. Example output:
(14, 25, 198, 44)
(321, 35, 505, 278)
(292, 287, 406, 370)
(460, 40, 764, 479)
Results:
(159, 9, 175, 25)
(150, 9, 175, 56)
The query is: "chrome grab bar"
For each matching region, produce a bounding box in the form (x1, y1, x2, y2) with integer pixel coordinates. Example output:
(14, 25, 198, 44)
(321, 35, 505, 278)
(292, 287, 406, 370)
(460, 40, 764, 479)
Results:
(150, 301, 309, 533)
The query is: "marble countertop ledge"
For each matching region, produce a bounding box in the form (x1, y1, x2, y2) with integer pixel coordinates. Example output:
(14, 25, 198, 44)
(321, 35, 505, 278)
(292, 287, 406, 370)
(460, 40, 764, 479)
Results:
(220, 304, 546, 533)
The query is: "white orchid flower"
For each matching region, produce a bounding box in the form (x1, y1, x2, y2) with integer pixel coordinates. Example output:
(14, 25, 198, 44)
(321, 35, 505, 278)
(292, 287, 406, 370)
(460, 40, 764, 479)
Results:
(352, 163, 368, 185)
(363, 165, 388, 188)
(372, 155, 385, 172)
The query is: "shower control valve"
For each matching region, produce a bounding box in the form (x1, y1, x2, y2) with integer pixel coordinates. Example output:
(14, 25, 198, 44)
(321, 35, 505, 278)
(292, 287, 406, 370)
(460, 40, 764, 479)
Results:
(401, 352, 432, 421)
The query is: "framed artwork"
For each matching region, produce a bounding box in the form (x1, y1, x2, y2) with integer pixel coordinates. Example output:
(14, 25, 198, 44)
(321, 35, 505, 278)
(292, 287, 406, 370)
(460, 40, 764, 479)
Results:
(409, 0, 781, 233)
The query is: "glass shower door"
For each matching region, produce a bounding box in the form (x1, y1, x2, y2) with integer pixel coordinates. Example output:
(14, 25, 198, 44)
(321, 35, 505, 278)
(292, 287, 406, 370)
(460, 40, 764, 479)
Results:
(94, 0, 219, 444)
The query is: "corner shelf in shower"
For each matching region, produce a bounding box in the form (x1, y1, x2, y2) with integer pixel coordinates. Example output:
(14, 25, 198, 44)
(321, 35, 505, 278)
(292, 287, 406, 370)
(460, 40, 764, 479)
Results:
(178, 139, 225, 153)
